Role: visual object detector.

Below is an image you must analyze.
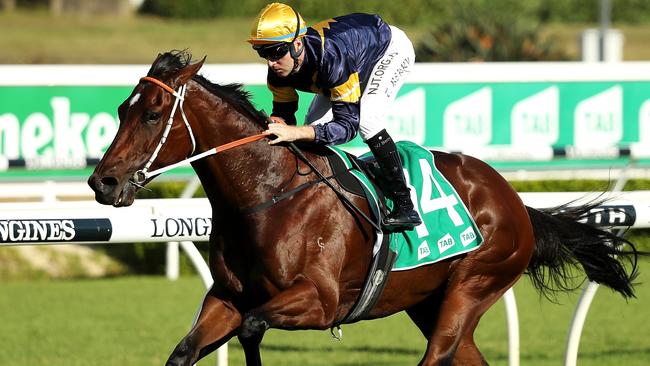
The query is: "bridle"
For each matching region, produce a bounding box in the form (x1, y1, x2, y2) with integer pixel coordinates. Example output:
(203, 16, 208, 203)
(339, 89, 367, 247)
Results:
(131, 76, 267, 185)
(131, 76, 194, 185)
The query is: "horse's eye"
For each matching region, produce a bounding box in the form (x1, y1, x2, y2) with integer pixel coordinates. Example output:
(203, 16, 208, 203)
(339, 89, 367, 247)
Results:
(143, 110, 161, 125)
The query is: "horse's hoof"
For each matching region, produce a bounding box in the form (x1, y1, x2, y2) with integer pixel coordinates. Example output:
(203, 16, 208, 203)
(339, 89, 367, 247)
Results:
(165, 339, 195, 366)
(240, 314, 269, 339)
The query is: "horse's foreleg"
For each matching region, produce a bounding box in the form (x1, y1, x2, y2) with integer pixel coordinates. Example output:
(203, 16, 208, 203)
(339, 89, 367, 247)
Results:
(237, 333, 264, 366)
(166, 291, 242, 366)
(240, 276, 336, 340)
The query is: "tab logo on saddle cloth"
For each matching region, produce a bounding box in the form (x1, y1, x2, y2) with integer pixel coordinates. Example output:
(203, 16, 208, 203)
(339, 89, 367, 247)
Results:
(460, 227, 478, 247)
(437, 234, 455, 254)
(417, 241, 431, 260)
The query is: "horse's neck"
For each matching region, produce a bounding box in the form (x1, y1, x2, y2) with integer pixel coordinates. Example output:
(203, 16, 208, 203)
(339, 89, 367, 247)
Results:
(186, 84, 296, 211)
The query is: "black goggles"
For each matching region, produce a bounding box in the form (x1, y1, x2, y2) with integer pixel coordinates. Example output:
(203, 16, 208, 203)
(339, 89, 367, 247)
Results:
(253, 42, 291, 61)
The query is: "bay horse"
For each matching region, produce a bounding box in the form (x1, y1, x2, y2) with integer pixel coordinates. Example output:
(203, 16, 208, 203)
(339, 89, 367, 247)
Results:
(88, 51, 642, 366)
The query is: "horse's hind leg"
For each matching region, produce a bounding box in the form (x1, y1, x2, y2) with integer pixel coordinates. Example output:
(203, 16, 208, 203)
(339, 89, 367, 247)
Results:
(417, 228, 532, 365)
(165, 289, 242, 366)
(410, 299, 487, 366)
(407, 287, 487, 365)
(416, 271, 510, 365)
(406, 287, 444, 337)
(455, 335, 489, 366)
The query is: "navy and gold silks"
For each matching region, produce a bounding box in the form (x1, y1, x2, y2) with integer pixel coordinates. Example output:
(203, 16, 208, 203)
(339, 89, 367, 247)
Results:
(268, 13, 392, 145)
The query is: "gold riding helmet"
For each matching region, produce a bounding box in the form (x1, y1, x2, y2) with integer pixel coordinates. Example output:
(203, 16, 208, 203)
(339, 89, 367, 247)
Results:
(248, 3, 307, 63)
(248, 2, 307, 45)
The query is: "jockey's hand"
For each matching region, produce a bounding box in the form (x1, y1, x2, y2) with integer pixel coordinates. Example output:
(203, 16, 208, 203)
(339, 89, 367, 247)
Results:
(264, 123, 316, 145)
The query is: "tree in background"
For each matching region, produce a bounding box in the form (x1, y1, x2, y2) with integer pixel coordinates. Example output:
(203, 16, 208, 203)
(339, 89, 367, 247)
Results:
(415, 0, 570, 61)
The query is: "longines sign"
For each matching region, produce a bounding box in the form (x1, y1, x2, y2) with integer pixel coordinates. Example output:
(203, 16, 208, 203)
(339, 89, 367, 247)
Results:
(0, 217, 212, 244)
(0, 218, 111, 243)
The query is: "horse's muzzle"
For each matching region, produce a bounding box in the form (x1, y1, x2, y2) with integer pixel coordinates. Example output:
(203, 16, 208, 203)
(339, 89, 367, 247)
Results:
(88, 173, 136, 207)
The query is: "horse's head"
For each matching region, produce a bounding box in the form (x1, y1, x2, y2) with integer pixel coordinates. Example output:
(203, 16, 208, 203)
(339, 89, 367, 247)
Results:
(88, 51, 205, 207)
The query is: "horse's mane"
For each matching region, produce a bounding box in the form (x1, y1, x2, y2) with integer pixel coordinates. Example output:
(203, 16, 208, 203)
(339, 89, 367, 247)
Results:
(148, 50, 268, 125)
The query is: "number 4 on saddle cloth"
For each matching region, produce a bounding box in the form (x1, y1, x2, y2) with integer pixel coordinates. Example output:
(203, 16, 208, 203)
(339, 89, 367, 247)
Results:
(324, 141, 484, 325)
(327, 141, 484, 270)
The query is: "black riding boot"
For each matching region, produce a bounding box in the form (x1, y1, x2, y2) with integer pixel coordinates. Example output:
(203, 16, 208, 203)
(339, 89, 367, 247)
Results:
(367, 129, 422, 232)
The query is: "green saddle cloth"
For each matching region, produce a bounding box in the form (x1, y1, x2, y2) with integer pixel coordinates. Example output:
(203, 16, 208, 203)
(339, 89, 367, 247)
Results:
(329, 141, 483, 271)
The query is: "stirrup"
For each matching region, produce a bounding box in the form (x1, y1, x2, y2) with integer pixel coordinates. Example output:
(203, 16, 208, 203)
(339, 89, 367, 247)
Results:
(382, 209, 421, 232)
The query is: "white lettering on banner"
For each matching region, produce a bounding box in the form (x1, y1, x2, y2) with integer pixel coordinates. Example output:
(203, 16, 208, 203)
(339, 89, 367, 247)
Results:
(443, 87, 492, 149)
(22, 113, 53, 158)
(640, 100, 650, 145)
(0, 114, 20, 159)
(86, 113, 117, 157)
(574, 86, 622, 147)
(0, 97, 119, 161)
(609, 209, 628, 224)
(577, 206, 633, 226)
(437, 234, 455, 254)
(0, 220, 75, 242)
(511, 86, 559, 146)
(151, 217, 212, 238)
(585, 208, 605, 225)
(53, 97, 89, 158)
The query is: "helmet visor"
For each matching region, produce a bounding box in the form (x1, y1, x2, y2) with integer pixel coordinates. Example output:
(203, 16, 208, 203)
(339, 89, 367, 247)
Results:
(253, 42, 291, 61)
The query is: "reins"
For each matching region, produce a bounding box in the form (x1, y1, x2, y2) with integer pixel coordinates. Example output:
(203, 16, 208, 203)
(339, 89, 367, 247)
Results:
(135, 76, 382, 232)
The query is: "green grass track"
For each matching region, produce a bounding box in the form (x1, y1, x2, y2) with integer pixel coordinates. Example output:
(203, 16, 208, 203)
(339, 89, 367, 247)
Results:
(1, 260, 649, 365)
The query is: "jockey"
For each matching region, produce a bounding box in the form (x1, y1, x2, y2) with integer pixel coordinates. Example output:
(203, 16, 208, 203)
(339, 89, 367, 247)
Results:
(249, 3, 421, 232)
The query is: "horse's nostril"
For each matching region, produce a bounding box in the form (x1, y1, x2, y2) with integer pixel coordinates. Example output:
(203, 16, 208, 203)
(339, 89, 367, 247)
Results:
(100, 176, 119, 187)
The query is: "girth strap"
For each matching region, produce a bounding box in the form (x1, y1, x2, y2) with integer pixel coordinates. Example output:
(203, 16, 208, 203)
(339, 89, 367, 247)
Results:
(241, 173, 336, 215)
(336, 232, 396, 326)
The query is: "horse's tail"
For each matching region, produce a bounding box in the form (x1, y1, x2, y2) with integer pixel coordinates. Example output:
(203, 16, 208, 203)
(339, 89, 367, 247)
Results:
(525, 201, 642, 299)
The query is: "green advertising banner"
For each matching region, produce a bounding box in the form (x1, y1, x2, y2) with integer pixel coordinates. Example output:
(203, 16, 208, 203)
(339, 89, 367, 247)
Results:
(1, 64, 650, 181)
(0, 84, 298, 181)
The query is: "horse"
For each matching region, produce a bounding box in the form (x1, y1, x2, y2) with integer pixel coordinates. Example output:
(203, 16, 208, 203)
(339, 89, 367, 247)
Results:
(88, 50, 643, 366)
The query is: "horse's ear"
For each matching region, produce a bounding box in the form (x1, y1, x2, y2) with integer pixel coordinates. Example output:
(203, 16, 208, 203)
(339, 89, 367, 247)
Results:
(176, 56, 206, 85)
(146, 53, 165, 76)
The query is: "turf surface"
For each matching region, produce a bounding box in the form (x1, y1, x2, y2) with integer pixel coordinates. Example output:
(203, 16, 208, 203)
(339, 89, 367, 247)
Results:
(1, 259, 648, 365)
